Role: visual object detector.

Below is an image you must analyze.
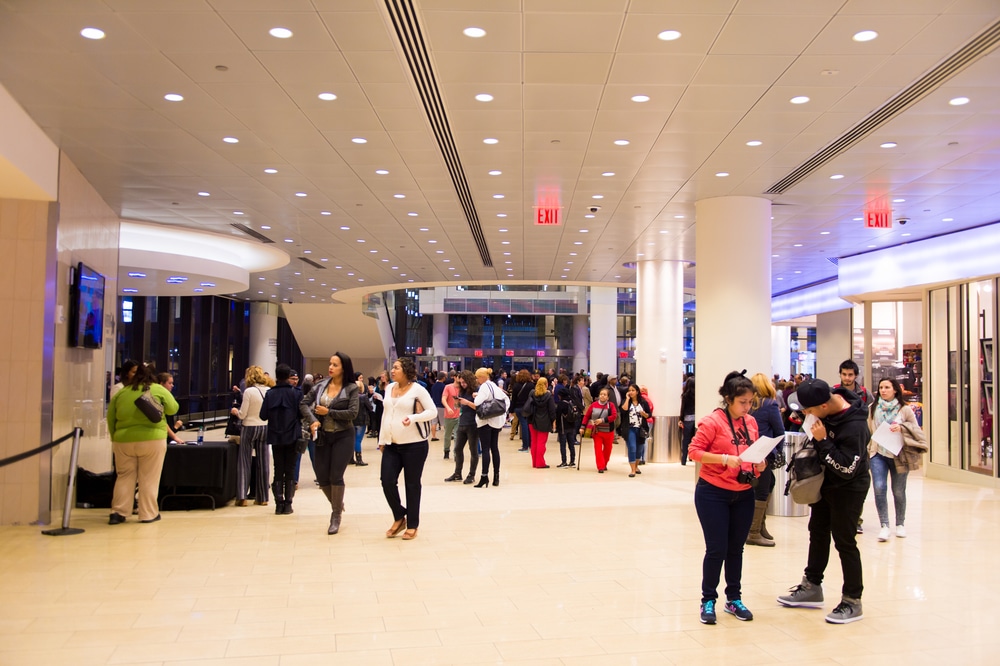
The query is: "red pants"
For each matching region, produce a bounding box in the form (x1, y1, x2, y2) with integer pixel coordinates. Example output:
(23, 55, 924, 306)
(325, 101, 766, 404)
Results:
(593, 431, 613, 471)
(529, 426, 549, 467)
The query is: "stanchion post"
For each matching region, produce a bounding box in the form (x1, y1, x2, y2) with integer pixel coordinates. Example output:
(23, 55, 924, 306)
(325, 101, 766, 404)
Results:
(41, 427, 85, 537)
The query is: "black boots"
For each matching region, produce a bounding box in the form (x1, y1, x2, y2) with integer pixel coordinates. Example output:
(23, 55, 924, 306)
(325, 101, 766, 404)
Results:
(272, 482, 284, 515)
(444, 473, 463, 482)
(328, 485, 346, 535)
(355, 451, 368, 467)
(493, 469, 500, 487)
(463, 473, 475, 484)
(283, 479, 295, 514)
(474, 475, 489, 488)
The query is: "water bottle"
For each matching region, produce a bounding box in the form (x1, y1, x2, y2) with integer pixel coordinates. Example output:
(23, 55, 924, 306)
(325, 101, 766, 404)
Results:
(197, 426, 205, 445)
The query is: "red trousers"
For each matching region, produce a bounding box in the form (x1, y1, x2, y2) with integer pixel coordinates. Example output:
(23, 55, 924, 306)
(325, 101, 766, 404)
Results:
(593, 431, 614, 471)
(529, 426, 549, 467)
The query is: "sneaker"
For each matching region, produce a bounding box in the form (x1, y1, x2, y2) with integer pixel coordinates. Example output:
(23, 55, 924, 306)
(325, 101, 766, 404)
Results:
(878, 525, 890, 542)
(776, 577, 824, 608)
(699, 600, 717, 624)
(825, 598, 863, 624)
(856, 518, 864, 534)
(556, 462, 568, 468)
(895, 525, 907, 538)
(724, 599, 754, 621)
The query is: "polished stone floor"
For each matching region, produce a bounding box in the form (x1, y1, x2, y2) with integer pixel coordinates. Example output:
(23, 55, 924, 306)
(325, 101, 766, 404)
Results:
(1, 431, 997, 665)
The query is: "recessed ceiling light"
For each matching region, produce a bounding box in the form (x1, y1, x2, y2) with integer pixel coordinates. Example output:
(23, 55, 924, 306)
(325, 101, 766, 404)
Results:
(233, 211, 244, 215)
(503, 252, 511, 256)
(488, 170, 502, 176)
(614, 139, 630, 146)
(574, 241, 583, 245)
(674, 215, 685, 219)
(715, 172, 729, 177)
(223, 136, 239, 143)
(80, 27, 105, 40)
(772, 254, 780, 258)
(585, 214, 595, 219)
(602, 172, 615, 177)
(657, 29, 681, 41)
(475, 93, 494, 102)
(868, 245, 877, 248)
(949, 96, 970, 106)
(436, 250, 444, 254)
(318, 92, 337, 101)
(419, 227, 429, 231)
(394, 194, 406, 198)
(498, 228, 508, 233)
(264, 168, 278, 174)
(198, 191, 210, 197)
(284, 238, 294, 243)
(269, 27, 293, 39)
(659, 230, 669, 234)
(295, 192, 307, 197)
(352, 137, 367, 144)
(375, 169, 389, 175)
(463, 27, 486, 38)
(776, 277, 784, 281)
(370, 249, 378, 254)
(493, 194, 504, 199)
(483, 138, 499, 144)
(321, 211, 331, 216)
(261, 225, 271, 230)
(631, 95, 650, 103)
(356, 239, 365, 243)
(830, 174, 844, 180)
(942, 217, 954, 222)
(901, 233, 911, 237)
(880, 141, 897, 148)
(428, 240, 437, 244)
(794, 270, 802, 275)
(852, 30, 878, 42)
(501, 241, 510, 245)
(746, 140, 762, 147)
(853, 217, 863, 221)
(793, 243, 803, 247)
(580, 229, 589, 233)
(340, 226, 350, 230)
(497, 213, 507, 218)
(164, 93, 184, 102)
(820, 231, 830, 235)
(408, 212, 418, 217)
(592, 195, 604, 199)
(790, 96, 810, 104)
(127, 272, 146, 278)
(893, 198, 906, 203)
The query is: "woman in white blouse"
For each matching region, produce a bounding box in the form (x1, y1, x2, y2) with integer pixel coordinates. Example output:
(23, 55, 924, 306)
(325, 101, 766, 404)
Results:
(378, 357, 437, 540)
(231, 365, 270, 506)
(469, 367, 509, 488)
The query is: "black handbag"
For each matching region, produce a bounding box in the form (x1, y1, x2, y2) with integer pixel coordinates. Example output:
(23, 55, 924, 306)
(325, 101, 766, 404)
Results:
(476, 385, 507, 419)
(133, 389, 164, 423)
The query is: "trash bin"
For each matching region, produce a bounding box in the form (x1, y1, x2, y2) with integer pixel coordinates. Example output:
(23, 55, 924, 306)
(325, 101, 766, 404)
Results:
(767, 432, 810, 517)
(649, 415, 680, 462)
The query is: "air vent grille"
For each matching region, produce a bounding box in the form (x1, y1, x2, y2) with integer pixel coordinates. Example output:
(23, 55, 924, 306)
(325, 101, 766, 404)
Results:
(298, 256, 326, 270)
(230, 223, 274, 244)
(766, 17, 1000, 195)
(383, 0, 492, 268)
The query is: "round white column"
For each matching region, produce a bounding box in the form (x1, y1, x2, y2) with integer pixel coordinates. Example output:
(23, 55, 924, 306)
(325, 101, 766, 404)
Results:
(637, 259, 685, 461)
(573, 315, 589, 375)
(694, 196, 772, 418)
(589, 286, 618, 379)
(432, 313, 448, 371)
(249, 301, 279, 375)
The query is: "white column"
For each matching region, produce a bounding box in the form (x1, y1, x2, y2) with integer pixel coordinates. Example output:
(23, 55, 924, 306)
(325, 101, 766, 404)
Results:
(816, 309, 852, 382)
(589, 286, 617, 379)
(249, 301, 279, 375)
(432, 313, 448, 370)
(637, 260, 685, 461)
(573, 315, 589, 375)
(771, 325, 791, 378)
(694, 196, 772, 418)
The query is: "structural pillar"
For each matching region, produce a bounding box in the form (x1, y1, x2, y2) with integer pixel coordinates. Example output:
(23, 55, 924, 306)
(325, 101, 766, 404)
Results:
(573, 315, 589, 375)
(771, 325, 791, 379)
(636, 260, 685, 462)
(816, 308, 852, 383)
(589, 286, 617, 379)
(694, 196, 772, 418)
(249, 301, 279, 375)
(432, 313, 448, 371)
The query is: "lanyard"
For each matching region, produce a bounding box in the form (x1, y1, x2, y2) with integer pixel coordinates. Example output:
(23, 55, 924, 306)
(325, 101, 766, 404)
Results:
(720, 408, 749, 452)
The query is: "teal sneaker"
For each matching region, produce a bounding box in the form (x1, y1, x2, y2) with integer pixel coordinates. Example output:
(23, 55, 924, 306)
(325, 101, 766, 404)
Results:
(699, 600, 717, 625)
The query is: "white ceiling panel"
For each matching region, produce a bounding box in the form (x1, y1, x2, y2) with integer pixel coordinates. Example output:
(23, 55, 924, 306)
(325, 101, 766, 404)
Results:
(711, 15, 831, 56)
(523, 53, 613, 85)
(617, 13, 729, 54)
(219, 11, 338, 51)
(523, 12, 624, 53)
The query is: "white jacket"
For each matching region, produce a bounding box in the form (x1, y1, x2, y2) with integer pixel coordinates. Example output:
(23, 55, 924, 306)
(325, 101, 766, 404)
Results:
(237, 384, 269, 426)
(475, 379, 509, 429)
(378, 382, 437, 445)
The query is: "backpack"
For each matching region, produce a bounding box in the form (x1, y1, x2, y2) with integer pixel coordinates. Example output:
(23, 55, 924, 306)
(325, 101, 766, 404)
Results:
(784, 440, 825, 505)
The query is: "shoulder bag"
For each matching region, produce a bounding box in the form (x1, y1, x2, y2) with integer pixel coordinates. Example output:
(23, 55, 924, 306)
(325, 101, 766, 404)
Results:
(134, 388, 164, 423)
(476, 384, 508, 419)
(785, 440, 825, 505)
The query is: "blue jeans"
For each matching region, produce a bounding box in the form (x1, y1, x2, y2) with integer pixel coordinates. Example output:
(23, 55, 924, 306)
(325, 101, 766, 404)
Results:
(681, 420, 696, 465)
(869, 453, 907, 526)
(626, 426, 645, 463)
(517, 408, 531, 450)
(694, 479, 755, 603)
(354, 425, 365, 453)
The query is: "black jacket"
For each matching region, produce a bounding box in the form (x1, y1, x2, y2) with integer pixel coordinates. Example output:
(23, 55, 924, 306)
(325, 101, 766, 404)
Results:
(300, 379, 359, 433)
(815, 388, 871, 492)
(522, 392, 557, 432)
(260, 383, 301, 446)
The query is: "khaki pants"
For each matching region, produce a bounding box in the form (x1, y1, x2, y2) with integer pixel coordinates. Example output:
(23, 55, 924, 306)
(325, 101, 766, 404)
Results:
(112, 439, 167, 521)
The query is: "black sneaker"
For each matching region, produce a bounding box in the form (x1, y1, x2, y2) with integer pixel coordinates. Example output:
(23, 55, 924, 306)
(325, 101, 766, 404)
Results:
(699, 600, 717, 624)
(108, 512, 127, 525)
(724, 599, 753, 621)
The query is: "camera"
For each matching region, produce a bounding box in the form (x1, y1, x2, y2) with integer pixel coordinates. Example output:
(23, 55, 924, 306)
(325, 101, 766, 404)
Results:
(898, 217, 909, 225)
(737, 470, 759, 488)
(589, 205, 601, 213)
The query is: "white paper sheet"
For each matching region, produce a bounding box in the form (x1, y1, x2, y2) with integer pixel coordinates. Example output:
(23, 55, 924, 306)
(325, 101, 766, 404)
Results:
(871, 421, 904, 456)
(740, 435, 784, 464)
(802, 413, 820, 440)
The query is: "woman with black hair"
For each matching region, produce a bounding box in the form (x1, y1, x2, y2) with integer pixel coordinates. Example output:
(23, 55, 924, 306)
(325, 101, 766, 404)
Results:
(378, 357, 437, 540)
(867, 377, 921, 541)
(446, 370, 479, 484)
(110, 359, 140, 401)
(302, 352, 359, 534)
(688, 371, 767, 625)
(679, 377, 696, 465)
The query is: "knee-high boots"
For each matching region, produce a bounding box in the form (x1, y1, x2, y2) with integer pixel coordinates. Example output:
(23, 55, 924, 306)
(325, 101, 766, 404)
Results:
(272, 481, 284, 514)
(746, 500, 775, 547)
(327, 485, 346, 535)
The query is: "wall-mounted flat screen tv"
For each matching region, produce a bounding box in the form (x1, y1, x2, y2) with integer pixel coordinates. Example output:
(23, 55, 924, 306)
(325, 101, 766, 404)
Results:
(69, 262, 105, 349)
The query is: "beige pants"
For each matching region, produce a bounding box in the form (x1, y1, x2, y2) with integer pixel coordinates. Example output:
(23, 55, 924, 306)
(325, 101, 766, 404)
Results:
(112, 439, 167, 522)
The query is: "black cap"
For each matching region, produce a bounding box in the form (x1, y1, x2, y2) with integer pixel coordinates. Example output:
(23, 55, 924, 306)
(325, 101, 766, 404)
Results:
(795, 378, 832, 409)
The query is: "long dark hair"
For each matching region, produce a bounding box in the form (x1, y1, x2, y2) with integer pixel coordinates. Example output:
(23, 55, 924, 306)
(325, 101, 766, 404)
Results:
(870, 377, 904, 419)
(718, 370, 753, 405)
(332, 351, 354, 384)
(128, 362, 156, 392)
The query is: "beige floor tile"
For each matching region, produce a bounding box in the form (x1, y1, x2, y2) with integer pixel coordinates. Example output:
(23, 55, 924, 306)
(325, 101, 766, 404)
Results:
(109, 639, 228, 663)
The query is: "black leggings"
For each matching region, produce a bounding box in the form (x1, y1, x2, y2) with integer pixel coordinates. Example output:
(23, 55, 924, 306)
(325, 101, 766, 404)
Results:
(272, 445, 297, 488)
(380, 440, 429, 529)
(477, 425, 501, 476)
(313, 428, 353, 487)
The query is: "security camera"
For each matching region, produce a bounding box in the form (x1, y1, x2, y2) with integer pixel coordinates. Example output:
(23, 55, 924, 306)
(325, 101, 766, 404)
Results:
(589, 205, 601, 213)
(898, 217, 909, 225)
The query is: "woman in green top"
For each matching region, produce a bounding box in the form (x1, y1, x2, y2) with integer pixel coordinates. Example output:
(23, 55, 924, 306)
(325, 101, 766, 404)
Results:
(107, 363, 179, 525)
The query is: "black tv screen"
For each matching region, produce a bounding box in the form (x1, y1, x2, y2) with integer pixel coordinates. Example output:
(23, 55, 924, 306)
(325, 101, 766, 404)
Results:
(70, 262, 105, 349)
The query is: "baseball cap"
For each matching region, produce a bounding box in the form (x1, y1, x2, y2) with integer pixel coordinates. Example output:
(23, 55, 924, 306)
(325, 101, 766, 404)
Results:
(793, 378, 832, 409)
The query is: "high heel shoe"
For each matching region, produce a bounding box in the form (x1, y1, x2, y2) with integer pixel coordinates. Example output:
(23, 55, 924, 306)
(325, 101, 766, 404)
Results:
(474, 475, 489, 488)
(492, 472, 500, 486)
(386, 517, 406, 538)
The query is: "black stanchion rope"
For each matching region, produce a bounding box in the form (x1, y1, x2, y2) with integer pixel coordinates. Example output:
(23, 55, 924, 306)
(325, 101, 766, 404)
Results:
(0, 429, 80, 468)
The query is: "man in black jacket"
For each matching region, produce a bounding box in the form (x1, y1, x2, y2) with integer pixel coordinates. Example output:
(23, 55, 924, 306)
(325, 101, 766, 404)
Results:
(260, 364, 303, 515)
(777, 378, 871, 624)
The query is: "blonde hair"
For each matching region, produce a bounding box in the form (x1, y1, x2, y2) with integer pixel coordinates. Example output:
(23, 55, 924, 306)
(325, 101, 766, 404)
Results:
(750, 372, 775, 410)
(474, 367, 492, 380)
(534, 377, 548, 396)
(245, 365, 267, 386)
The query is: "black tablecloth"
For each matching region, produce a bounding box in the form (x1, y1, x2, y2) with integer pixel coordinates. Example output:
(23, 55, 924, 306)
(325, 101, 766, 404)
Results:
(158, 441, 237, 509)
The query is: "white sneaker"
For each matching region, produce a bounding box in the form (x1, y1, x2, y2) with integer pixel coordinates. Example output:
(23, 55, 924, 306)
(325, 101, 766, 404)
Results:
(896, 525, 906, 538)
(878, 526, 890, 542)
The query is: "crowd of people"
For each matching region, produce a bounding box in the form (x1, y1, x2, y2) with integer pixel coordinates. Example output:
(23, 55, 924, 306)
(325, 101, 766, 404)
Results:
(106, 355, 926, 627)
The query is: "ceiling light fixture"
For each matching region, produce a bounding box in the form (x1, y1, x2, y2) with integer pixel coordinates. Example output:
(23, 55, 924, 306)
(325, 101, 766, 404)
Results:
(592, 195, 604, 199)
(408, 212, 418, 217)
(657, 29, 681, 41)
(284, 239, 294, 243)
(351, 137, 367, 144)
(790, 96, 810, 104)
(631, 95, 650, 103)
(264, 168, 278, 174)
(80, 27, 105, 40)
(674, 215, 685, 219)
(880, 141, 897, 148)
(949, 96, 970, 106)
(475, 93, 494, 102)
(746, 140, 762, 146)
(893, 198, 906, 203)
(321, 211, 331, 216)
(942, 217, 954, 222)
(197, 191, 210, 197)
(269, 27, 293, 39)
(614, 139, 630, 146)
(375, 169, 389, 175)
(260, 225, 271, 230)
(585, 214, 595, 219)
(852, 30, 878, 42)
(488, 170, 502, 176)
(164, 93, 184, 102)
(820, 231, 830, 235)
(222, 136, 239, 143)
(318, 92, 337, 101)
(340, 226, 350, 230)
(295, 192, 307, 197)
(483, 138, 499, 144)
(497, 213, 507, 218)
(602, 172, 615, 177)
(463, 27, 486, 38)
(394, 193, 405, 198)
(716, 172, 729, 177)
(493, 194, 504, 199)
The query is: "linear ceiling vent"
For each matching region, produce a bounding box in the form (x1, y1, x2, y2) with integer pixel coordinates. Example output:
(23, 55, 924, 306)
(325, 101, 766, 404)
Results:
(383, 0, 492, 268)
(298, 256, 326, 270)
(766, 17, 1000, 195)
(230, 223, 275, 244)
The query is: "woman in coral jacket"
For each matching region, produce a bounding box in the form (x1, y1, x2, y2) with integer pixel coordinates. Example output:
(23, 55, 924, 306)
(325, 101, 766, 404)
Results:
(688, 370, 768, 626)
(579, 387, 618, 473)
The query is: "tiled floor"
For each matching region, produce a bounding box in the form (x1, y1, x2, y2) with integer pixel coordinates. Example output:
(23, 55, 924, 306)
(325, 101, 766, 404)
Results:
(2, 432, 999, 665)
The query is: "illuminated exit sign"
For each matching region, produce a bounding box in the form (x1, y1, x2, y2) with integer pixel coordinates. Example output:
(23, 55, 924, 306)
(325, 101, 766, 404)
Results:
(535, 207, 561, 226)
(864, 210, 892, 229)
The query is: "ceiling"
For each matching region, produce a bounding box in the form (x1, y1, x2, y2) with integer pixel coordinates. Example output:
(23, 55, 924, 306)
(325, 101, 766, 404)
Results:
(1, 0, 999, 305)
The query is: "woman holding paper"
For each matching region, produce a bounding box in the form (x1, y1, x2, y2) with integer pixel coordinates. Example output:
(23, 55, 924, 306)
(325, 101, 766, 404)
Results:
(867, 378, 919, 541)
(747, 373, 785, 547)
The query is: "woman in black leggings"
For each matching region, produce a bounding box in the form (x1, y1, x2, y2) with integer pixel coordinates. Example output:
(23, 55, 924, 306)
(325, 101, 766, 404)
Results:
(446, 370, 479, 484)
(470, 368, 509, 488)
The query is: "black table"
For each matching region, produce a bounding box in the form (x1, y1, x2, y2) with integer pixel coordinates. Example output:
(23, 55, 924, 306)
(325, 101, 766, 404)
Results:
(158, 441, 237, 510)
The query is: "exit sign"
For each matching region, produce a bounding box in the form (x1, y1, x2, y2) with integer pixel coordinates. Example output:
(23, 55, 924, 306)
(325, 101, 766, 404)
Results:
(865, 210, 892, 229)
(505, 350, 514, 357)
(535, 207, 561, 226)
(473, 349, 483, 358)
(536, 350, 546, 357)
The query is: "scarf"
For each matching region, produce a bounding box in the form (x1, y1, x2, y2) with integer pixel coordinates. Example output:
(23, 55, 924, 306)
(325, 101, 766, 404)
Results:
(874, 397, 901, 427)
